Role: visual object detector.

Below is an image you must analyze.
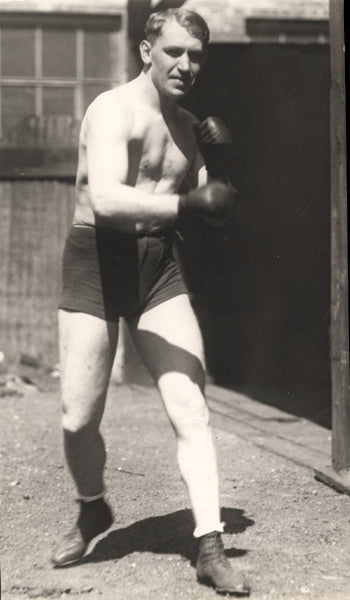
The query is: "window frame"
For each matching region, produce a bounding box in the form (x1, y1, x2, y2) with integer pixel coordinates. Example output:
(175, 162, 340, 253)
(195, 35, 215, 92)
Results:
(0, 11, 125, 178)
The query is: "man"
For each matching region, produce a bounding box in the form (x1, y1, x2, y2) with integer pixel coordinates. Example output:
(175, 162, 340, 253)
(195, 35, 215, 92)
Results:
(52, 8, 250, 596)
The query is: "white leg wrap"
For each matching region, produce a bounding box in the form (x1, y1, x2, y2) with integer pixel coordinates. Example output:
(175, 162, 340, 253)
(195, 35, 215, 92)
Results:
(193, 521, 225, 538)
(77, 489, 105, 502)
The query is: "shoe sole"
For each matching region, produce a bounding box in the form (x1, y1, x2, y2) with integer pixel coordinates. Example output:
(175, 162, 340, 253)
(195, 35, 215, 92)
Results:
(197, 576, 250, 597)
(51, 509, 113, 568)
(51, 546, 88, 568)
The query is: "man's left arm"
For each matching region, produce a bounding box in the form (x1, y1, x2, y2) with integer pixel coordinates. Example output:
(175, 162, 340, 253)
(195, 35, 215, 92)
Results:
(185, 117, 238, 227)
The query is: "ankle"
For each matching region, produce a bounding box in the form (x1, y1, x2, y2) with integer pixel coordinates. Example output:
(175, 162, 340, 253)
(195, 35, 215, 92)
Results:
(76, 489, 105, 503)
(198, 531, 219, 548)
(197, 531, 227, 560)
(77, 496, 108, 510)
(76, 497, 113, 542)
(194, 522, 225, 538)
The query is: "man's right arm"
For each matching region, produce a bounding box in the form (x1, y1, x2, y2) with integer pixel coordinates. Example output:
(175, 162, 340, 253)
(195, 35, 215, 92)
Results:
(86, 94, 180, 235)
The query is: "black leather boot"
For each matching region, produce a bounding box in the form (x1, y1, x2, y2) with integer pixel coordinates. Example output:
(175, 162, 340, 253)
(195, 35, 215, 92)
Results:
(196, 531, 250, 596)
(51, 498, 113, 567)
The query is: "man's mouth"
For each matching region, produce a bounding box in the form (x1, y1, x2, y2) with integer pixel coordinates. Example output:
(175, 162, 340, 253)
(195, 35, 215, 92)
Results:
(170, 76, 192, 87)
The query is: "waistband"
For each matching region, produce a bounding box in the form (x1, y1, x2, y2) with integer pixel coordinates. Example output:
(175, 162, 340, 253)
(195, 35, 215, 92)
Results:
(71, 223, 174, 242)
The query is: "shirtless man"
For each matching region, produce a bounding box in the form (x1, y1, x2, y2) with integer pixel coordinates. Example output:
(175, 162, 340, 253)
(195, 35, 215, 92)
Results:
(52, 8, 249, 596)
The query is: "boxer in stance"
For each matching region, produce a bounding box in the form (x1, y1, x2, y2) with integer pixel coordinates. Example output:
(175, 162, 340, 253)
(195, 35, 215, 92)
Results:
(52, 8, 249, 596)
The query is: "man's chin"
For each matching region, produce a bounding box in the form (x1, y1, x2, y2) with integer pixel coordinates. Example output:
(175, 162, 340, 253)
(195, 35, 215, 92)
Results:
(172, 88, 187, 97)
(167, 83, 190, 97)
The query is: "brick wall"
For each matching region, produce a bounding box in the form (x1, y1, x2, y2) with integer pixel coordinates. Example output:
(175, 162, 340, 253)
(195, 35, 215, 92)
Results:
(0, 0, 126, 13)
(1, 0, 329, 43)
(184, 0, 329, 42)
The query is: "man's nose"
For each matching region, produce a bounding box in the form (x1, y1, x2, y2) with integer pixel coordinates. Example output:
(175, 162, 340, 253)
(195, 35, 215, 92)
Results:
(178, 53, 191, 73)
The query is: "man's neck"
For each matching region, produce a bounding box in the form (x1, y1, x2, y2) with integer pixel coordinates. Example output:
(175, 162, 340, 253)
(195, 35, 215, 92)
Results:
(136, 71, 179, 116)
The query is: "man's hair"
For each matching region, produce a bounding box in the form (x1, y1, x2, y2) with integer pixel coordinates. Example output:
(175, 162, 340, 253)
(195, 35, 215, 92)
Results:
(144, 8, 210, 48)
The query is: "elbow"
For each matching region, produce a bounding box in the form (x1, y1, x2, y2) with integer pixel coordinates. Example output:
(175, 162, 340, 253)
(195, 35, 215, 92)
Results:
(90, 188, 112, 219)
(90, 187, 132, 231)
(92, 203, 107, 220)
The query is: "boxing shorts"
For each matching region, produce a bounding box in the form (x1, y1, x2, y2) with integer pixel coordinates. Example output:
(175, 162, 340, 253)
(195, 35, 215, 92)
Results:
(59, 225, 187, 321)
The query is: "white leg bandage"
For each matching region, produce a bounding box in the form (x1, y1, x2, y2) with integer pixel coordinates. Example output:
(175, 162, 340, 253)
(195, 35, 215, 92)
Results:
(77, 489, 105, 503)
(193, 521, 225, 538)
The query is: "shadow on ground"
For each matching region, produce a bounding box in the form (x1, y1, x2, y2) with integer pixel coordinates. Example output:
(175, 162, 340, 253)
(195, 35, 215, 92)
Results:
(66, 507, 254, 567)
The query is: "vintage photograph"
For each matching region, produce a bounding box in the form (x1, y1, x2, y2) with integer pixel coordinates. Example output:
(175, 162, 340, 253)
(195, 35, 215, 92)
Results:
(0, 0, 348, 599)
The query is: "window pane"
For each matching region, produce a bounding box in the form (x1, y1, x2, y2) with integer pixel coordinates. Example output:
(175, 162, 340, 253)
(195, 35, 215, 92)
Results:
(43, 87, 74, 115)
(1, 86, 36, 140)
(1, 28, 35, 76)
(42, 29, 76, 78)
(83, 84, 110, 111)
(84, 31, 114, 79)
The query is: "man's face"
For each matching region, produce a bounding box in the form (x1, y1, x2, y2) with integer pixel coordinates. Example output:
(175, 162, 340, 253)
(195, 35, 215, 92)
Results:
(148, 20, 205, 98)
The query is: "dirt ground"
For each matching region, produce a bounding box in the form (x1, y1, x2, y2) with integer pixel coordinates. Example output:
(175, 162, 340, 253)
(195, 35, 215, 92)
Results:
(1, 370, 350, 600)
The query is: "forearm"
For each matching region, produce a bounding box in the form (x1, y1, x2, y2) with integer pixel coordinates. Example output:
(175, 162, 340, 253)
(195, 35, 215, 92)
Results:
(91, 183, 181, 235)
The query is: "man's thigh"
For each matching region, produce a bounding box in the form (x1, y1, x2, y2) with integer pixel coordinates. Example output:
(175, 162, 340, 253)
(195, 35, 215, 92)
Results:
(128, 294, 206, 390)
(59, 310, 118, 426)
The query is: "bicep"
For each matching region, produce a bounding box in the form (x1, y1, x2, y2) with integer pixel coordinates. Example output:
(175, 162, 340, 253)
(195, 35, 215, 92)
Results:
(86, 103, 129, 198)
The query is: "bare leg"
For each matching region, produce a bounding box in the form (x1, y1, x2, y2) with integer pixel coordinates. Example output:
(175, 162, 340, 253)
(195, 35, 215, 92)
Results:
(128, 294, 222, 536)
(59, 310, 118, 497)
(128, 295, 250, 595)
(51, 310, 117, 567)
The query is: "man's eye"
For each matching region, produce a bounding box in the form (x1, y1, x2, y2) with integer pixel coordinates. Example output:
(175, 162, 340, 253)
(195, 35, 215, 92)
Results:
(165, 48, 182, 57)
(189, 52, 203, 63)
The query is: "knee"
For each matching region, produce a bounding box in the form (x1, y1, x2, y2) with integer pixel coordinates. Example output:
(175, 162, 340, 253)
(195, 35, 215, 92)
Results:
(60, 380, 106, 435)
(61, 404, 100, 438)
(169, 388, 211, 438)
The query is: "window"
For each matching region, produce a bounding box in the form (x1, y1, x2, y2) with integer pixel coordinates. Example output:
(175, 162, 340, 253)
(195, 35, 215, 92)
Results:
(0, 12, 125, 176)
(246, 18, 329, 44)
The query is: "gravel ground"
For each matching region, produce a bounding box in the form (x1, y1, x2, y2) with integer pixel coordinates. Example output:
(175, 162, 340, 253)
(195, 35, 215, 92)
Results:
(1, 376, 350, 600)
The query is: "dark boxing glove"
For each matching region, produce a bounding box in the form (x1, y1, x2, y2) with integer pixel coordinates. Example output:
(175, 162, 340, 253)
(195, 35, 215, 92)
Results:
(194, 116, 234, 180)
(179, 181, 237, 228)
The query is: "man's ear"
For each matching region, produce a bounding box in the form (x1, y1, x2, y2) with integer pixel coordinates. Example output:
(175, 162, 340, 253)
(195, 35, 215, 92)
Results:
(139, 39, 152, 66)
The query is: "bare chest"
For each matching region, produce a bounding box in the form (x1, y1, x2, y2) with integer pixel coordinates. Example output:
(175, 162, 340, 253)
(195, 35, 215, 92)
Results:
(129, 116, 194, 188)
